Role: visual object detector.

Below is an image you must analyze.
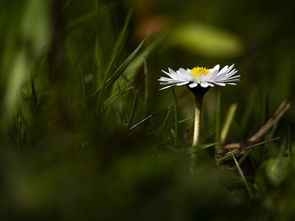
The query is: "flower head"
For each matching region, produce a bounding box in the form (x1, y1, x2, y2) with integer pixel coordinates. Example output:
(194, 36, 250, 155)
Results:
(158, 64, 239, 90)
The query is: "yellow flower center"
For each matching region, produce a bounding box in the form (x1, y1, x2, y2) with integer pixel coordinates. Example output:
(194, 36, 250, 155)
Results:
(190, 67, 210, 80)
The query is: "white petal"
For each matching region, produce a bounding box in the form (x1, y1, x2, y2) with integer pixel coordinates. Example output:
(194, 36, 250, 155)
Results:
(226, 70, 238, 78)
(198, 74, 206, 81)
(178, 68, 186, 73)
(160, 84, 175, 90)
(200, 82, 209, 87)
(176, 81, 189, 86)
(159, 77, 173, 81)
(189, 82, 198, 88)
(218, 65, 229, 75)
(227, 64, 235, 72)
(160, 81, 176, 85)
(161, 70, 175, 79)
(214, 82, 226, 86)
(210, 64, 220, 72)
(168, 68, 176, 74)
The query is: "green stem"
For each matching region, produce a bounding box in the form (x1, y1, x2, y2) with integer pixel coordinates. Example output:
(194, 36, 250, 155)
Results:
(188, 86, 208, 172)
(192, 96, 202, 147)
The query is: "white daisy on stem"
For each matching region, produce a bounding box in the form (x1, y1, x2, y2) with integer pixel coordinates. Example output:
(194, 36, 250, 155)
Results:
(159, 64, 239, 90)
(159, 64, 239, 153)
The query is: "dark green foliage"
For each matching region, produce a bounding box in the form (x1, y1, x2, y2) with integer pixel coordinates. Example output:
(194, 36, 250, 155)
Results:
(0, 0, 294, 220)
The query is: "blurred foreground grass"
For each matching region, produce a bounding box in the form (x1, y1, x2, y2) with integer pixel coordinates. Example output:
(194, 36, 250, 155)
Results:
(0, 0, 294, 220)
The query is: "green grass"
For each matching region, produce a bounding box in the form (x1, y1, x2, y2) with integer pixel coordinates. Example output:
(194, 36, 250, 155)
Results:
(0, 0, 294, 220)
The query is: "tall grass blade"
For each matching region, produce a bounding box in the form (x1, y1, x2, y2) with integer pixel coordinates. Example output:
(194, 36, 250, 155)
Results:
(129, 112, 155, 131)
(92, 40, 144, 98)
(160, 107, 171, 140)
(215, 90, 221, 143)
(127, 89, 139, 129)
(171, 88, 179, 147)
(220, 103, 238, 144)
(231, 151, 254, 198)
(104, 9, 133, 78)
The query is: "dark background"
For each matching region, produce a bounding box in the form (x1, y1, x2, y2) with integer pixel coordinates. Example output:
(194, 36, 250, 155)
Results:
(0, 0, 294, 220)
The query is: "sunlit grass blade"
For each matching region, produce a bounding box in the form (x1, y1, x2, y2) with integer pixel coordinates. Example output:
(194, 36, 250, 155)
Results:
(220, 103, 238, 144)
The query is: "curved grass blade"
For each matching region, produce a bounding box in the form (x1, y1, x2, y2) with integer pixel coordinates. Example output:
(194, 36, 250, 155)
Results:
(92, 40, 144, 98)
(129, 112, 155, 131)
(104, 9, 133, 78)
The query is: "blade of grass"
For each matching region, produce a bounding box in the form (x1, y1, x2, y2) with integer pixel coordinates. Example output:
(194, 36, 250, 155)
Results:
(31, 79, 38, 113)
(103, 40, 144, 92)
(231, 151, 254, 198)
(215, 90, 221, 136)
(288, 127, 292, 160)
(220, 103, 238, 144)
(129, 112, 156, 131)
(238, 150, 252, 165)
(124, 32, 167, 80)
(219, 137, 280, 162)
(200, 127, 216, 144)
(143, 56, 149, 117)
(66, 11, 98, 30)
(215, 90, 221, 146)
(92, 40, 145, 98)
(188, 142, 220, 154)
(127, 89, 139, 129)
(160, 107, 171, 140)
(103, 85, 133, 113)
(79, 67, 86, 102)
(249, 100, 290, 142)
(171, 88, 179, 147)
(178, 116, 194, 124)
(104, 9, 133, 78)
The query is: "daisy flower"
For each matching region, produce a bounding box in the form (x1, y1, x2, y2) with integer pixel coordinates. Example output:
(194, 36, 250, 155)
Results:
(158, 64, 239, 90)
(158, 63, 240, 155)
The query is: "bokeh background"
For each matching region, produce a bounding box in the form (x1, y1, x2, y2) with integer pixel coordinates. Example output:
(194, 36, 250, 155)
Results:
(0, 0, 294, 220)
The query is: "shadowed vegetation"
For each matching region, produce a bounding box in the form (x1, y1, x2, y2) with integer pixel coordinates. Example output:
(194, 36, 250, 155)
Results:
(0, 0, 294, 220)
